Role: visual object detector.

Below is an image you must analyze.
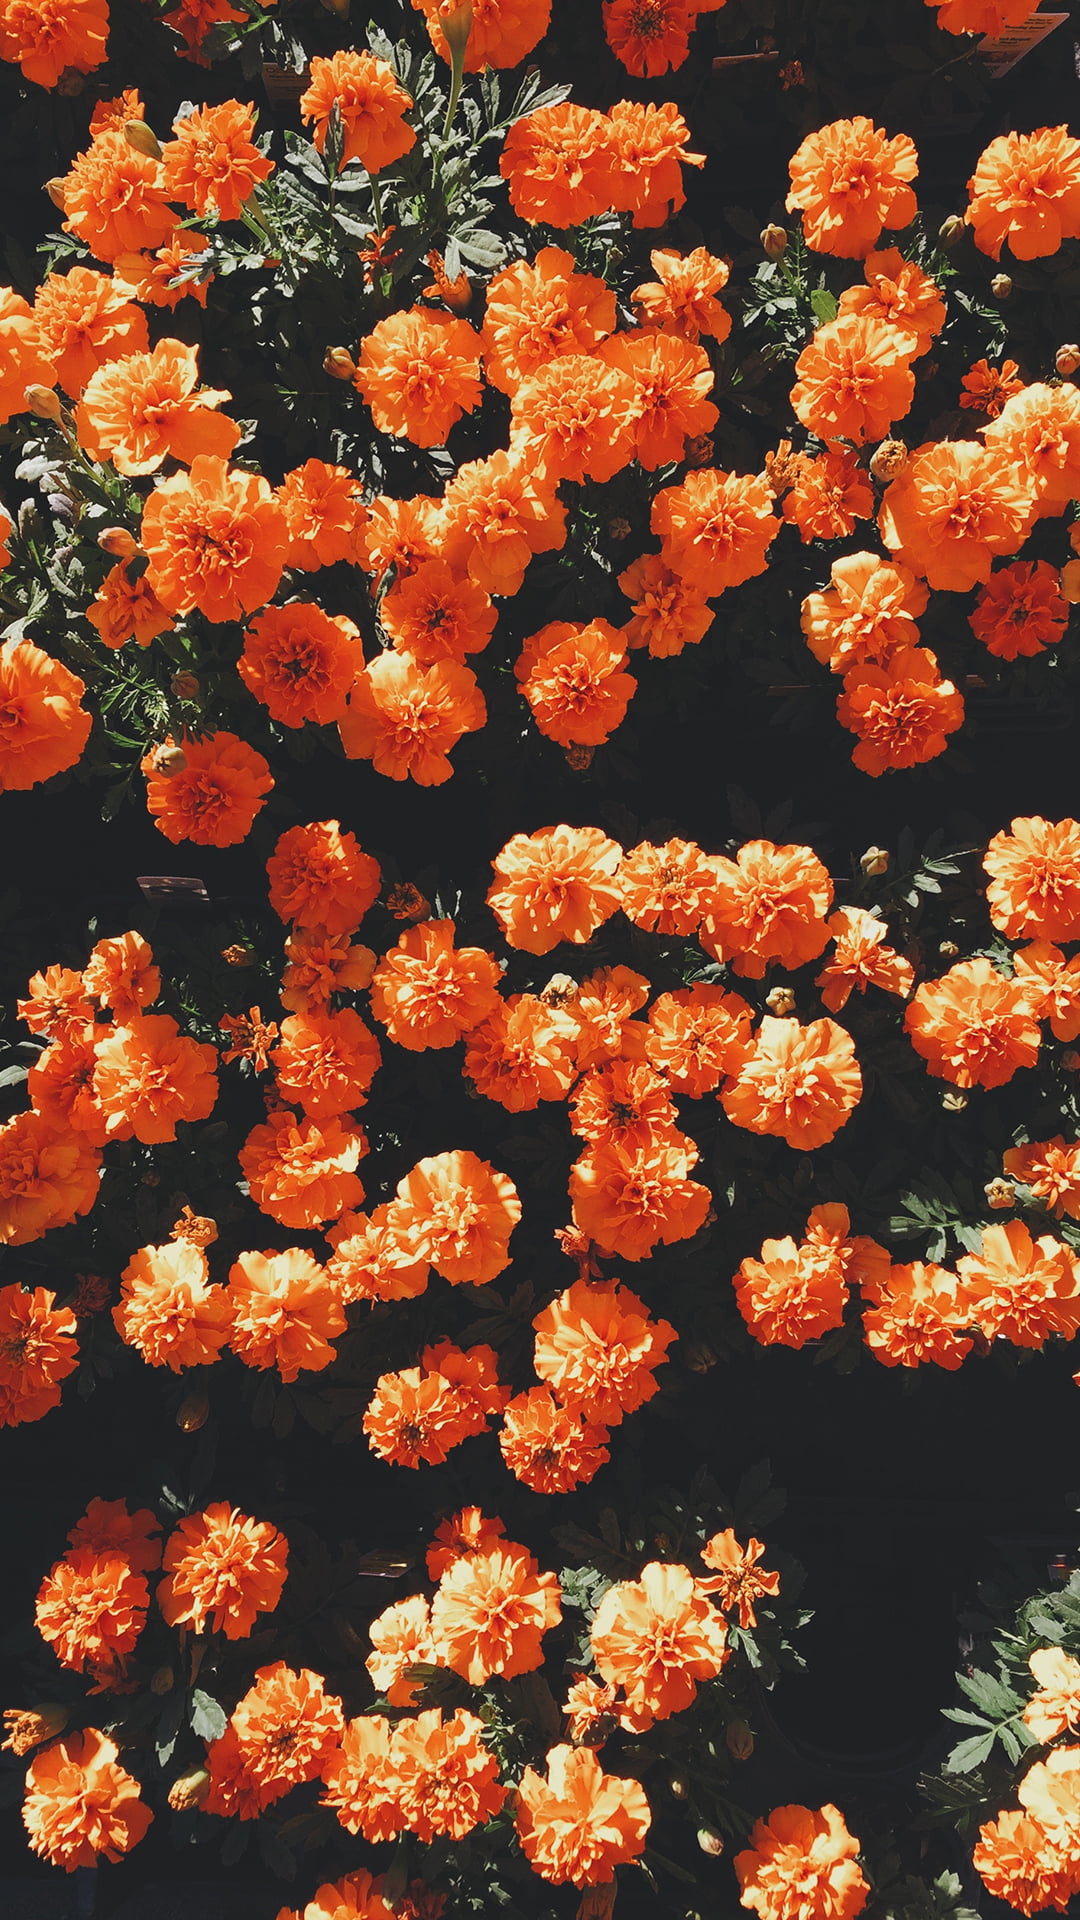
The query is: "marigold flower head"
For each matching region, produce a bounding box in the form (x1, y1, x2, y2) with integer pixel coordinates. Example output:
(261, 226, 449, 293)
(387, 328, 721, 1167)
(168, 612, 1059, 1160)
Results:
(2, 1706, 69, 1757)
(159, 101, 272, 223)
(723, 1016, 862, 1151)
(482, 248, 615, 395)
(569, 1056, 679, 1149)
(969, 561, 1068, 662)
(488, 825, 623, 954)
(935, 0, 1043, 29)
(1025, 1647, 1080, 1744)
(281, 926, 376, 1014)
(570, 1134, 710, 1261)
(956, 1219, 1080, 1347)
(23, 1728, 152, 1871)
(391, 1706, 506, 1842)
(787, 118, 919, 259)
(411, 0, 550, 70)
(879, 439, 1033, 593)
(861, 1260, 976, 1370)
(791, 313, 915, 447)
(463, 993, 580, 1110)
(837, 248, 945, 357)
(339, 651, 486, 787)
(645, 984, 754, 1096)
(0, 0, 108, 87)
(606, 99, 704, 228)
(498, 1386, 609, 1493)
(905, 956, 1040, 1089)
(389, 1148, 520, 1284)
(0, 1114, 100, 1249)
(82, 931, 158, 1020)
(278, 460, 366, 570)
(32, 267, 148, 398)
(973, 1808, 1079, 1918)
(18, 964, 93, 1040)
(66, 1498, 162, 1574)
(603, 0, 695, 75)
(439, 449, 567, 597)
(228, 1248, 346, 1381)
(700, 1530, 781, 1629)
(631, 244, 731, 344)
(36, 1549, 148, 1676)
(356, 492, 443, 584)
(598, 328, 718, 471)
(272, 1007, 381, 1118)
(380, 558, 496, 665)
(816, 907, 914, 1012)
(500, 104, 618, 227)
(1005, 1137, 1080, 1219)
(570, 965, 651, 1070)
(91, 1012, 218, 1143)
(516, 1743, 651, 1887)
(141, 455, 288, 622)
(0, 286, 55, 424)
(616, 552, 714, 657)
(158, 1503, 287, 1637)
(781, 448, 874, 544)
(27, 1025, 107, 1146)
(510, 353, 638, 485)
(326, 1204, 429, 1304)
(735, 1211, 856, 1349)
(517, 619, 636, 748)
(1014, 941, 1080, 1041)
(114, 1240, 230, 1371)
(984, 382, 1080, 515)
(111, 231, 211, 311)
(321, 1714, 403, 1842)
(267, 821, 381, 935)
(801, 553, 927, 674)
(366, 1594, 437, 1707)
(363, 1363, 483, 1468)
(205, 1664, 344, 1819)
(967, 127, 1080, 262)
(354, 309, 482, 448)
(837, 647, 964, 776)
(591, 1561, 727, 1732)
(430, 1540, 562, 1684)
(239, 1109, 367, 1229)
(532, 1277, 676, 1425)
(0, 640, 92, 794)
(58, 131, 174, 263)
(734, 1803, 870, 1920)
(958, 356, 1024, 420)
(652, 467, 778, 598)
(279, 1868, 396, 1920)
(369, 920, 501, 1051)
(239, 605, 362, 729)
(984, 817, 1080, 943)
(699, 839, 832, 979)
(426, 1507, 506, 1581)
(299, 52, 416, 173)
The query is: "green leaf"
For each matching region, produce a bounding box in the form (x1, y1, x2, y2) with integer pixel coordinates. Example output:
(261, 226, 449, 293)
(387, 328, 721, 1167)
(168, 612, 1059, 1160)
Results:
(945, 1728, 996, 1772)
(191, 1689, 227, 1743)
(810, 288, 838, 324)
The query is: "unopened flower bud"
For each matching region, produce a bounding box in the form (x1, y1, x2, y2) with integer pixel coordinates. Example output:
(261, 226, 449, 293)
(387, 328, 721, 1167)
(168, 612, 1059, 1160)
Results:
(607, 517, 631, 541)
(150, 742, 187, 776)
(170, 671, 200, 701)
(1057, 345, 1080, 377)
(698, 1829, 725, 1857)
(1, 1704, 68, 1755)
(942, 1088, 969, 1112)
(861, 846, 889, 876)
(168, 1768, 210, 1813)
(765, 985, 796, 1016)
(23, 384, 62, 422)
(44, 176, 66, 209)
(870, 438, 908, 483)
(151, 1665, 174, 1696)
(938, 940, 959, 959)
(97, 525, 140, 559)
(324, 346, 357, 381)
(984, 1177, 1016, 1211)
(938, 214, 965, 249)
(221, 943, 254, 968)
(668, 1773, 689, 1800)
(761, 224, 788, 258)
(438, 0, 473, 58)
(991, 274, 1012, 300)
(726, 1719, 755, 1761)
(124, 119, 162, 160)
(177, 1379, 209, 1431)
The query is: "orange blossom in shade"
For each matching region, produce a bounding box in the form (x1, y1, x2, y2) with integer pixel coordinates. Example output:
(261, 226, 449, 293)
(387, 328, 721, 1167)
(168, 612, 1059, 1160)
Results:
(984, 383, 1080, 515)
(0, 286, 55, 423)
(905, 957, 1041, 1089)
(299, 52, 416, 173)
(1014, 941, 1080, 1040)
(426, 1508, 506, 1581)
(238, 605, 362, 728)
(984, 817, 1080, 942)
(320, 1714, 404, 1843)
(357, 491, 443, 583)
(1025, 1647, 1080, 1743)
(227, 1249, 347, 1381)
(277, 460, 367, 570)
(877, 441, 1034, 593)
(569, 1135, 711, 1262)
(0, 1113, 100, 1248)
(631, 244, 732, 344)
(18, 965, 94, 1039)
(935, 0, 1041, 28)
(786, 117, 918, 258)
(58, 132, 175, 263)
(23, 1729, 152, 1872)
(0, 0, 108, 86)
(114, 1241, 231, 1370)
(267, 820, 381, 935)
(389, 1707, 506, 1842)
(836, 249, 945, 357)
(801, 553, 928, 673)
(836, 647, 965, 776)
(429, 1540, 562, 1684)
(205, 1664, 344, 1820)
(956, 1220, 1080, 1347)
(238, 1110, 367, 1229)
(569, 1056, 679, 1148)
(515, 1744, 651, 1887)
(532, 1277, 677, 1425)
(65, 1498, 160, 1575)
(141, 731, 273, 848)
(0, 641, 92, 794)
(651, 467, 778, 598)
(972, 1809, 1080, 1918)
(90, 1014, 218, 1143)
(75, 339, 240, 476)
(969, 561, 1068, 662)
(82, 932, 159, 1019)
(498, 1386, 610, 1494)
(35, 1549, 148, 1676)
(412, 0, 551, 70)
(700, 838, 833, 978)
(815, 907, 915, 1012)
(32, 267, 148, 398)
(617, 552, 714, 658)
(516, 619, 636, 749)
(110, 231, 212, 313)
(365, 1592, 437, 1706)
(499, 104, 618, 227)
(463, 993, 580, 1110)
(569, 964, 651, 1069)
(277, 1869, 396, 1920)
(722, 1017, 863, 1152)
(562, 1675, 619, 1746)
(380, 559, 496, 665)
(28, 1026, 108, 1147)
(140, 456, 288, 622)
(1004, 1137, 1080, 1218)
(157, 1503, 288, 1638)
(338, 652, 486, 787)
(603, 0, 694, 77)
(421, 1339, 508, 1428)
(700, 1531, 781, 1629)
(619, 839, 720, 935)
(389, 1149, 520, 1284)
(597, 330, 719, 471)
(790, 313, 915, 447)
(487, 825, 623, 953)
(281, 928, 376, 1015)
(590, 1561, 727, 1732)
(481, 247, 615, 394)
(369, 919, 501, 1051)
(438, 449, 567, 597)
(0, 1284, 78, 1427)
(958, 356, 1025, 419)
(86, 563, 176, 650)
(734, 1804, 870, 1920)
(88, 91, 145, 137)
(606, 100, 704, 228)
(966, 127, 1080, 261)
(272, 1008, 381, 1117)
(362, 1363, 483, 1467)
(645, 984, 754, 1097)
(860, 1261, 976, 1371)
(781, 447, 874, 544)
(510, 354, 638, 485)
(159, 101, 273, 223)
(353, 309, 482, 447)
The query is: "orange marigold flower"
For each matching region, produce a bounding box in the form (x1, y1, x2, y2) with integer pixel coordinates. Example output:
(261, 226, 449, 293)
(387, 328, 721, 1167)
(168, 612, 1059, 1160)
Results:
(227, 1248, 346, 1381)
(32, 267, 147, 398)
(562, 1677, 618, 1747)
(500, 104, 618, 227)
(369, 919, 501, 1051)
(36, 1549, 147, 1675)
(83, 931, 158, 1019)
(412, 0, 550, 70)
(279, 1868, 396, 1920)
(339, 651, 485, 787)
(272, 1007, 380, 1117)
(597, 329, 718, 471)
(652, 467, 778, 598)
(532, 1276, 676, 1425)
(787, 118, 918, 259)
(389, 1149, 520, 1283)
(363, 1364, 482, 1467)
(616, 551, 714, 657)
(239, 1109, 367, 1229)
(430, 1540, 562, 1684)
(837, 248, 945, 357)
(498, 1386, 609, 1494)
(984, 816, 1080, 943)
(111, 230, 211, 311)
(482, 247, 615, 395)
(278, 460, 366, 570)
(18, 965, 92, 1039)
(801, 552, 927, 673)
(159, 100, 272, 223)
(1017, 1746, 1080, 1843)
(956, 1219, 1080, 1347)
(321, 1714, 403, 1842)
(23, 1728, 152, 1871)
(618, 838, 720, 937)
(984, 382, 1080, 516)
(439, 449, 567, 597)
(700, 1530, 781, 1628)
(75, 337, 238, 476)
(67, 1498, 161, 1574)
(1014, 940, 1080, 1041)
(281, 926, 376, 1014)
(603, 0, 694, 76)
(366, 1594, 437, 1707)
(356, 492, 443, 584)
(607, 99, 704, 228)
(58, 131, 174, 263)
(205, 1664, 344, 1820)
(114, 1240, 231, 1370)
(463, 993, 580, 1110)
(158, 1503, 287, 1637)
(239, 604, 361, 729)
(299, 51, 415, 173)
(958, 356, 1024, 419)
(734, 1804, 870, 1920)
(570, 964, 652, 1069)
(267, 820, 380, 935)
(973, 1809, 1079, 1918)
(88, 89, 142, 135)
(0, 1283, 78, 1426)
(836, 645, 964, 775)
(701, 839, 833, 979)
(162, 0, 246, 60)
(570, 1057, 679, 1149)
(488, 825, 623, 954)
(510, 353, 638, 485)
(427, 1508, 507, 1581)
(380, 558, 496, 665)
(0, 640, 92, 793)
(92, 1013, 218, 1143)
(816, 906, 914, 1012)
(0, 0, 107, 87)
(860, 1260, 975, 1370)
(86, 563, 176, 650)
(631, 244, 731, 344)
(969, 561, 1068, 662)
(790, 314, 915, 447)
(781, 448, 874, 544)
(645, 984, 753, 1096)
(967, 127, 1080, 262)
(935, 0, 1041, 28)
(570, 1134, 711, 1261)
(516, 618, 636, 748)
(1025, 1647, 1080, 1744)
(734, 1207, 858, 1349)
(354, 309, 482, 448)
(1005, 1137, 1080, 1218)
(27, 1025, 106, 1147)
(0, 1115, 100, 1248)
(0, 287, 54, 424)
(391, 1707, 506, 1842)
(516, 1743, 651, 1886)
(905, 956, 1040, 1089)
(326, 1204, 429, 1304)
(141, 455, 288, 622)
(141, 730, 272, 848)
(591, 1561, 727, 1732)
(723, 1016, 862, 1151)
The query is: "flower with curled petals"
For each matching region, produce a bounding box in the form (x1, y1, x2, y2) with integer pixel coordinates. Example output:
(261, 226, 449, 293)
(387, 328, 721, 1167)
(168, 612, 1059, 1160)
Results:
(836, 249, 945, 357)
(702, 839, 833, 979)
(463, 994, 580, 1111)
(607, 99, 704, 228)
(700, 1530, 781, 1629)
(722, 1016, 862, 1152)
(32, 266, 147, 398)
(532, 1278, 676, 1426)
(75, 339, 239, 477)
(631, 244, 731, 343)
(791, 314, 915, 447)
(973, 1808, 1079, 1917)
(23, 1729, 152, 1871)
(239, 1110, 367, 1229)
(299, 51, 415, 173)
(652, 468, 778, 598)
(82, 932, 158, 1021)
(369, 920, 500, 1051)
(815, 907, 914, 1013)
(157, 1503, 287, 1639)
(412, 0, 551, 71)
(366, 1594, 437, 1707)
(956, 1220, 1080, 1348)
(430, 1541, 561, 1685)
(837, 647, 964, 776)
(272, 1009, 381, 1118)
(392, 1708, 506, 1841)
(278, 460, 367, 571)
(590, 1561, 727, 1732)
(498, 1387, 609, 1494)
(389, 1150, 520, 1284)
(969, 562, 1068, 662)
(984, 817, 1080, 943)
(1013, 942, 1080, 1041)
(0, 1114, 100, 1248)
(36, 1550, 147, 1677)
(905, 957, 1040, 1089)
(617, 552, 714, 657)
(517, 619, 636, 748)
(645, 985, 754, 1097)
(0, 1283, 79, 1426)
(786, 117, 918, 258)
(734, 1803, 869, 1920)
(227, 1249, 346, 1381)
(570, 1134, 711, 1261)
(482, 247, 615, 394)
(339, 652, 486, 788)
(488, 825, 623, 954)
(205, 1664, 344, 1820)
(66, 1499, 161, 1575)
(114, 1241, 230, 1371)
(878, 441, 1033, 593)
(267, 821, 380, 935)
(499, 104, 618, 227)
(801, 553, 927, 674)
(1025, 1648, 1080, 1745)
(516, 1743, 651, 1887)
(0, 642, 92, 794)
(141, 457, 288, 623)
(159, 101, 272, 224)
(1004, 1138, 1080, 1219)
(321, 1715, 403, 1842)
(967, 126, 1080, 262)
(363, 1365, 480, 1468)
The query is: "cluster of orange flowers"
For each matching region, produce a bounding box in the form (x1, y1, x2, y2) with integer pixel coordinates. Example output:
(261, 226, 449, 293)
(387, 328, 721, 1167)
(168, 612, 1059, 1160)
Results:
(975, 1646, 1080, 1915)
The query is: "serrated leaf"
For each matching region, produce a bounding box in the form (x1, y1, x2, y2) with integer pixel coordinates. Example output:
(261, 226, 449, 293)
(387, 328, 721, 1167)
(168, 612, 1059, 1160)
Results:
(945, 1728, 995, 1772)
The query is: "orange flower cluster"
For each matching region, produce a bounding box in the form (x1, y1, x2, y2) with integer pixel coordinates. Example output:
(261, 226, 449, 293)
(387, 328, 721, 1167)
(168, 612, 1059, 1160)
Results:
(975, 1748, 1080, 1915)
(735, 1803, 870, 1920)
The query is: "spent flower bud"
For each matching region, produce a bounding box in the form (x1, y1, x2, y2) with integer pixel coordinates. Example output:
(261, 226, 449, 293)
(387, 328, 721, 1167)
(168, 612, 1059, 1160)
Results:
(124, 120, 163, 160)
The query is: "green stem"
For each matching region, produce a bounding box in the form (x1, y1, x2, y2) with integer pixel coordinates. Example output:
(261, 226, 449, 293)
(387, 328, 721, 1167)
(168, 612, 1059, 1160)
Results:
(442, 50, 464, 142)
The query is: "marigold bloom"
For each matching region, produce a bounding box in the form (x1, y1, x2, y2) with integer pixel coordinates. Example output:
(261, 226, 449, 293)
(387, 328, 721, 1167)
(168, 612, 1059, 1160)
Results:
(935, 0, 1041, 28)
(1025, 1647, 1080, 1744)
(591, 1561, 727, 1732)
(500, 104, 618, 227)
(631, 244, 731, 343)
(603, 0, 694, 75)
(836, 248, 945, 357)
(380, 559, 496, 665)
(606, 99, 704, 228)
(652, 467, 778, 598)
(1014, 941, 1080, 1041)
(87, 561, 175, 652)
(967, 127, 1080, 261)
(228, 1248, 346, 1381)
(482, 248, 614, 394)
(369, 920, 501, 1051)
(18, 965, 92, 1039)
(27, 1026, 106, 1145)
(36, 1549, 148, 1675)
(617, 552, 713, 657)
(985, 382, 1080, 516)
(267, 821, 380, 935)
(279, 1870, 396, 1920)
(801, 553, 928, 674)
(510, 353, 638, 485)
(32, 267, 147, 398)
(142, 455, 287, 621)
(570, 1135, 710, 1261)
(321, 1715, 403, 1842)
(111, 232, 211, 312)
(430, 1541, 562, 1685)
(861, 1260, 975, 1370)
(363, 1364, 481, 1467)
(0, 0, 108, 87)
(278, 460, 366, 570)
(390, 1149, 520, 1284)
(570, 965, 651, 1070)
(339, 651, 485, 787)
(598, 329, 718, 470)
(973, 1809, 1079, 1918)
(356, 492, 442, 584)
(791, 314, 915, 447)
(959, 356, 1025, 420)
(837, 646, 964, 775)
(239, 1110, 367, 1229)
(618, 841, 721, 941)
(76, 337, 239, 477)
(782, 448, 874, 544)
(0, 1115, 100, 1249)
(498, 1386, 609, 1494)
(879, 440, 1033, 593)
(58, 131, 174, 263)
(114, 1240, 230, 1370)
(159, 101, 272, 222)
(91, 1013, 218, 1143)
(0, 641, 92, 793)
(698, 839, 832, 979)
(1018, 1746, 1080, 1844)
(354, 309, 482, 448)
(700, 1530, 781, 1629)
(787, 118, 918, 259)
(645, 985, 753, 1096)
(143, 730, 272, 846)
(905, 956, 1041, 1089)
(956, 1220, 1080, 1347)
(570, 1057, 679, 1148)
(391, 1707, 506, 1842)
(488, 825, 623, 954)
(985, 817, 1080, 943)
(239, 604, 361, 729)
(0, 1284, 78, 1427)
(533, 1277, 676, 1425)
(272, 1007, 380, 1118)
(299, 51, 415, 173)
(67, 1499, 161, 1574)
(0, 286, 54, 423)
(517, 618, 636, 748)
(280, 928, 375, 1016)
(516, 1744, 651, 1887)
(158, 1503, 287, 1637)
(723, 1016, 862, 1151)
(412, 0, 550, 70)
(439, 449, 567, 597)
(23, 1729, 152, 1871)
(463, 994, 579, 1110)
(735, 1216, 854, 1350)
(365, 1594, 437, 1707)
(969, 561, 1068, 662)
(1005, 1137, 1080, 1218)
(206, 1664, 344, 1819)
(734, 1804, 870, 1920)
(815, 907, 914, 1012)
